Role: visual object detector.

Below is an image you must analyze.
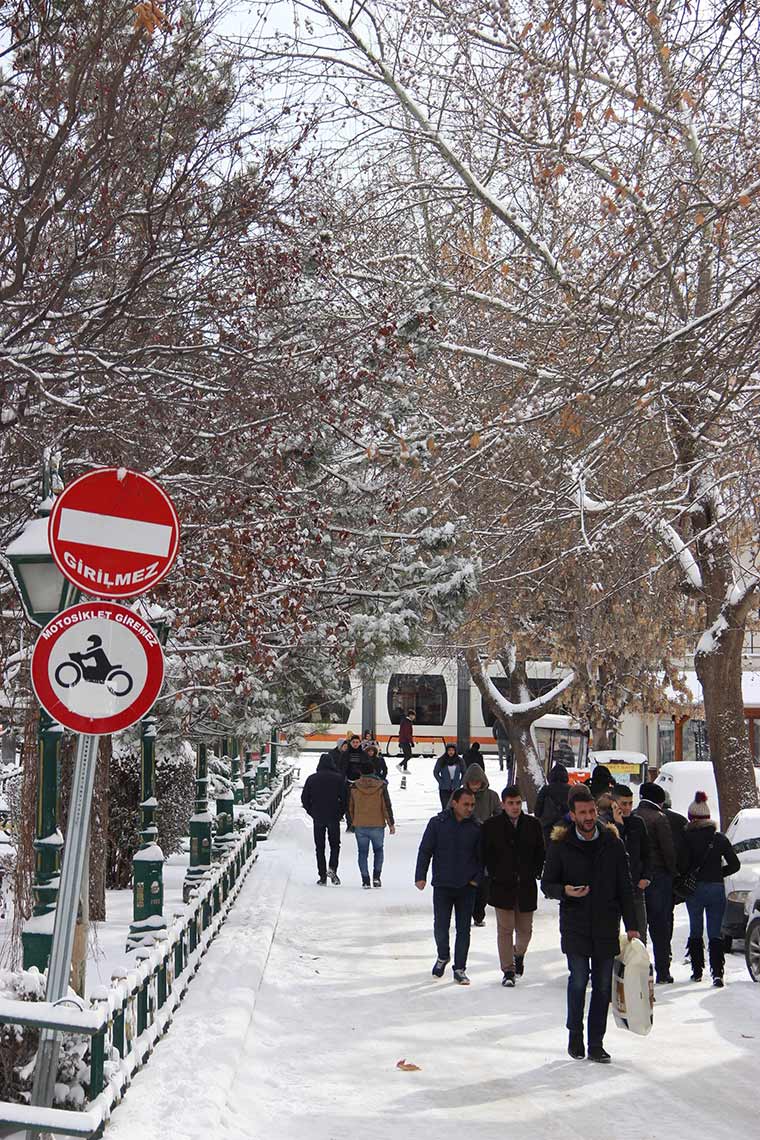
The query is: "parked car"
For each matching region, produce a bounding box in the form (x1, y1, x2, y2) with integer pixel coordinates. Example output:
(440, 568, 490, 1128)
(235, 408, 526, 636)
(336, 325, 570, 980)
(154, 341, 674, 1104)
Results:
(744, 879, 760, 981)
(654, 760, 760, 819)
(722, 809, 760, 943)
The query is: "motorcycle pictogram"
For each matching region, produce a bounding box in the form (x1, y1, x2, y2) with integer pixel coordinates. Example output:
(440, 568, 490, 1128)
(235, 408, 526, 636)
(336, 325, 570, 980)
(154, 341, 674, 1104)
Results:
(54, 635, 133, 698)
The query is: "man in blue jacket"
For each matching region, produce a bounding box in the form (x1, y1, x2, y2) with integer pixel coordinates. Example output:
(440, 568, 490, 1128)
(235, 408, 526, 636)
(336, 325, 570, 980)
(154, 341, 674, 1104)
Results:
(415, 788, 482, 985)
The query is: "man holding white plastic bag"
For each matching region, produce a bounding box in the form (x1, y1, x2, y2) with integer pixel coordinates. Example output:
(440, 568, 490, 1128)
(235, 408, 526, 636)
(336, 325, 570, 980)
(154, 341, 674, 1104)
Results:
(542, 786, 639, 1064)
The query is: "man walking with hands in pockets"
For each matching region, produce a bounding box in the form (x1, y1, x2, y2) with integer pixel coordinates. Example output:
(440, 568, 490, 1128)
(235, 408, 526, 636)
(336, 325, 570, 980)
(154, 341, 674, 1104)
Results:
(542, 786, 639, 1064)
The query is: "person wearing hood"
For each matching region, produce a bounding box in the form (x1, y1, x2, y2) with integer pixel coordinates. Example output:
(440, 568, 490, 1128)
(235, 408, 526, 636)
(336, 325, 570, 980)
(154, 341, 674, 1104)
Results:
(534, 764, 571, 843)
(683, 791, 740, 987)
(363, 743, 388, 781)
(301, 753, 348, 885)
(635, 782, 677, 983)
(433, 744, 465, 810)
(589, 764, 615, 799)
(462, 740, 483, 767)
(330, 739, 351, 778)
(462, 762, 502, 926)
(346, 758, 395, 888)
(542, 785, 639, 1063)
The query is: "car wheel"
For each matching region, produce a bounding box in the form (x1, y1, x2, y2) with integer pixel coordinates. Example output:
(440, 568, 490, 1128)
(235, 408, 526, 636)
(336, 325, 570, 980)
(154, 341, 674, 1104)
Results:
(745, 917, 760, 982)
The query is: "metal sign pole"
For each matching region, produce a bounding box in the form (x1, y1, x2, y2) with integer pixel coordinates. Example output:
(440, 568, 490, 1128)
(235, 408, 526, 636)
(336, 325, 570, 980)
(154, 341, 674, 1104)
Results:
(29, 732, 100, 1127)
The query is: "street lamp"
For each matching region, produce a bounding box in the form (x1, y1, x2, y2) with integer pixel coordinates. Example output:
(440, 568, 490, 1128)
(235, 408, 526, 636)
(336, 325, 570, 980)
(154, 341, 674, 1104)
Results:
(127, 607, 171, 953)
(4, 487, 81, 971)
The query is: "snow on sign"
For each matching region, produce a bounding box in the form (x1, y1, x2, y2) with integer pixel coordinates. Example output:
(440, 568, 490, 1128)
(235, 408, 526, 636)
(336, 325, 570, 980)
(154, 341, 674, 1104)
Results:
(48, 467, 179, 599)
(30, 603, 165, 734)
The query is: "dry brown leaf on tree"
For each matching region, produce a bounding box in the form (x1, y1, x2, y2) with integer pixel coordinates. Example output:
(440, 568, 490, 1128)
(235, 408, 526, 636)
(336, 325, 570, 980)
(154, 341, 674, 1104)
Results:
(396, 1059, 422, 1071)
(134, 2, 166, 35)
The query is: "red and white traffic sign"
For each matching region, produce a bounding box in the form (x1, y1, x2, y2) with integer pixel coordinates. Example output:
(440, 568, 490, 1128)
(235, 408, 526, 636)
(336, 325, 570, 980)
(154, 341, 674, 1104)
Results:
(31, 603, 165, 734)
(48, 468, 179, 599)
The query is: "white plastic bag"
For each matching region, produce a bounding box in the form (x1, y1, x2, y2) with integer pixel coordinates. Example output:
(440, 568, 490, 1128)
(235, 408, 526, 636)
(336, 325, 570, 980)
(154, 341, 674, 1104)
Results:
(612, 935, 654, 1036)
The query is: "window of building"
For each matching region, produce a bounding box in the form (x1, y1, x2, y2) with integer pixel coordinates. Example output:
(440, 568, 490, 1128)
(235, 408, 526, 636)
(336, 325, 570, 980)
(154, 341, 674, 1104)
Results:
(387, 674, 447, 725)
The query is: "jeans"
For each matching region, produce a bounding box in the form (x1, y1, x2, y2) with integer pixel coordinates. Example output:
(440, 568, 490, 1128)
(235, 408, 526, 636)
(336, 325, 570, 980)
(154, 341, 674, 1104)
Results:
(686, 881, 726, 942)
(439, 788, 453, 811)
(645, 871, 674, 977)
(433, 884, 477, 970)
(398, 743, 413, 771)
(495, 906, 533, 970)
(566, 954, 614, 1047)
(355, 826, 385, 880)
(313, 820, 340, 879)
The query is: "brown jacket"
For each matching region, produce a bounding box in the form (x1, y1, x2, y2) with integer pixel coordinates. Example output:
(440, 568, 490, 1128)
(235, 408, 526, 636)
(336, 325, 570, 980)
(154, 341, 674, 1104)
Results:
(348, 777, 394, 829)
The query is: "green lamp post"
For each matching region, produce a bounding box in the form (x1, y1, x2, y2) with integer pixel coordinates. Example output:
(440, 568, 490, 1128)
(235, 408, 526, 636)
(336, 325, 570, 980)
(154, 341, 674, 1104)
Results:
(184, 740, 212, 901)
(231, 737, 244, 805)
(242, 748, 254, 803)
(5, 484, 81, 971)
(127, 611, 170, 953)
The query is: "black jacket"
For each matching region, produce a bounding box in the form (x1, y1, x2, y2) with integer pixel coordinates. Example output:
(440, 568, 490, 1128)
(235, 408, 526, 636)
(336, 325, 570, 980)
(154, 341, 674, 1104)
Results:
(415, 809, 483, 888)
(534, 765, 570, 837)
(665, 808, 689, 875)
(683, 822, 741, 883)
(481, 812, 545, 912)
(634, 798, 677, 874)
(343, 745, 366, 782)
(364, 748, 388, 780)
(301, 757, 348, 824)
(619, 812, 651, 887)
(542, 822, 638, 957)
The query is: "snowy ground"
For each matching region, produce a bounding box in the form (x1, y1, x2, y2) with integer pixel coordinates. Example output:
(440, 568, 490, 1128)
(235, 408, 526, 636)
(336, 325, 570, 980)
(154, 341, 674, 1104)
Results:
(103, 754, 759, 1140)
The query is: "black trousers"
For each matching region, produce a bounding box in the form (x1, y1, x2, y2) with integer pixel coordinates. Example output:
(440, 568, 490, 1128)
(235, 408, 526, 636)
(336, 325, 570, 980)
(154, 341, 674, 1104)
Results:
(473, 875, 489, 923)
(398, 742, 413, 771)
(439, 788, 452, 810)
(313, 819, 341, 878)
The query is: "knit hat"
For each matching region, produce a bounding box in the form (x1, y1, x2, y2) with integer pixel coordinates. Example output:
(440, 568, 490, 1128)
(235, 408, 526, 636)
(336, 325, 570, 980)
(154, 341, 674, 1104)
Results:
(688, 790, 711, 820)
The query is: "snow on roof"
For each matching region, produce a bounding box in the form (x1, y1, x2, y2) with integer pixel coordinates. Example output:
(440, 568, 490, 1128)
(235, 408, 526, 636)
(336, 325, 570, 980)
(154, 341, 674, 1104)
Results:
(5, 516, 51, 557)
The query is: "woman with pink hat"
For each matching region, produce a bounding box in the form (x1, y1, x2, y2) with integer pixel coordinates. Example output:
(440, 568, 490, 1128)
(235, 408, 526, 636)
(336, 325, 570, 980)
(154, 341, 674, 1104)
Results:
(683, 791, 740, 987)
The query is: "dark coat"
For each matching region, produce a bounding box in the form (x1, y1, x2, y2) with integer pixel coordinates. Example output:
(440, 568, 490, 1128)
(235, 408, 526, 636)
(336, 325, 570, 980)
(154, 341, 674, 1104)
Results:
(634, 797, 677, 874)
(301, 757, 348, 824)
(541, 822, 638, 958)
(433, 752, 465, 793)
(684, 821, 741, 883)
(398, 715, 414, 745)
(462, 744, 483, 767)
(665, 808, 689, 874)
(619, 812, 651, 886)
(330, 745, 351, 778)
(343, 745, 366, 782)
(415, 809, 483, 888)
(534, 765, 570, 838)
(481, 811, 545, 912)
(364, 747, 388, 780)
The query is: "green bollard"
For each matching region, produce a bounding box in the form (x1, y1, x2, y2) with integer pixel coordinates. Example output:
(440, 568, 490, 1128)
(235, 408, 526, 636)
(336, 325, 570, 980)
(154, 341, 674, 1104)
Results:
(22, 709, 63, 972)
(127, 715, 166, 952)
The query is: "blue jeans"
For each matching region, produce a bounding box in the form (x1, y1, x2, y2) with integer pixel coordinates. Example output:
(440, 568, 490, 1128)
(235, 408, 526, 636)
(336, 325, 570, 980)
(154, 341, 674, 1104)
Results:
(644, 871, 674, 978)
(686, 881, 726, 942)
(566, 954, 614, 1048)
(355, 826, 385, 880)
(433, 884, 476, 970)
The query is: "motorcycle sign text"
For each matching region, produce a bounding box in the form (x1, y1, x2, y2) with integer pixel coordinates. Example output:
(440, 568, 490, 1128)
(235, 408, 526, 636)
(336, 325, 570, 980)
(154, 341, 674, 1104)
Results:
(31, 603, 165, 735)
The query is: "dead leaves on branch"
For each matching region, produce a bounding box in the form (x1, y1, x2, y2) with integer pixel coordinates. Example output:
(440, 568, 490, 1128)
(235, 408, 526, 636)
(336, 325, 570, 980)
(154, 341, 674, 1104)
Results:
(134, 2, 166, 36)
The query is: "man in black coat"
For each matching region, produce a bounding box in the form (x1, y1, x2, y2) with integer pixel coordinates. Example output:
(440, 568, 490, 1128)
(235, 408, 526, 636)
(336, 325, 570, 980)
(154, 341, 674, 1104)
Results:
(301, 754, 348, 885)
(415, 788, 482, 985)
(611, 783, 651, 942)
(534, 763, 570, 843)
(542, 785, 639, 1064)
(481, 784, 545, 986)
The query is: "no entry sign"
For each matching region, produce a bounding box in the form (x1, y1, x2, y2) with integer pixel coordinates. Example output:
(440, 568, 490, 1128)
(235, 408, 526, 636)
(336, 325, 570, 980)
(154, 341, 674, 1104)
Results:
(31, 603, 165, 734)
(48, 468, 179, 599)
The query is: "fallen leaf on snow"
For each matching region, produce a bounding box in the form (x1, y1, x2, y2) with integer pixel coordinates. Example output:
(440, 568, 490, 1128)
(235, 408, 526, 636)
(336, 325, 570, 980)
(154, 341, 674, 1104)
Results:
(396, 1059, 421, 1071)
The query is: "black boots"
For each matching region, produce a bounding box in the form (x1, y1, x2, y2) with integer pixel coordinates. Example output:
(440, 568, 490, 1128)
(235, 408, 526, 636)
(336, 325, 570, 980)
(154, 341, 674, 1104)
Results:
(709, 939, 725, 988)
(568, 1032, 585, 1060)
(688, 937, 705, 982)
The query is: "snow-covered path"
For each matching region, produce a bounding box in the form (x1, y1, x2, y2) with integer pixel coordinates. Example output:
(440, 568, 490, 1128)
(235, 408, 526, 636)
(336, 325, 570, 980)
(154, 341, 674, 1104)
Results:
(109, 757, 760, 1140)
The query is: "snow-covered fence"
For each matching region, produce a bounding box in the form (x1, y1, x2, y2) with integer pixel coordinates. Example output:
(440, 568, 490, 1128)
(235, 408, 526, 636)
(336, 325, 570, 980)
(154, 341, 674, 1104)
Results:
(238, 761, 298, 840)
(0, 763, 296, 1137)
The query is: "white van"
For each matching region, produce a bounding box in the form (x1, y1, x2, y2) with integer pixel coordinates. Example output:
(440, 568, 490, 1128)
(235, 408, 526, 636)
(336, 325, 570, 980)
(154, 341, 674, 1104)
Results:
(654, 761, 760, 819)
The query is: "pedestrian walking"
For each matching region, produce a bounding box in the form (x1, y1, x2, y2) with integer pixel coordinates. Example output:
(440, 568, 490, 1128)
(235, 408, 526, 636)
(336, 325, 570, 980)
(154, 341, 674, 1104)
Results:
(611, 784, 651, 942)
(542, 785, 638, 1063)
(683, 791, 740, 988)
(462, 740, 483, 767)
(462, 762, 502, 927)
(433, 743, 465, 810)
(347, 758, 395, 888)
(481, 784, 545, 986)
(415, 787, 482, 984)
(397, 709, 415, 772)
(635, 782, 677, 982)
(344, 734, 366, 782)
(361, 729, 379, 751)
(534, 763, 570, 844)
(589, 764, 615, 799)
(364, 743, 388, 780)
(301, 754, 348, 885)
(330, 739, 351, 778)
(492, 717, 511, 775)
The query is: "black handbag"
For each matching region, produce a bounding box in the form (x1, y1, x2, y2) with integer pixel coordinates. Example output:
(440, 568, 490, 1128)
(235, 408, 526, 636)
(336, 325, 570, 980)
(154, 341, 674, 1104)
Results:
(673, 838, 716, 903)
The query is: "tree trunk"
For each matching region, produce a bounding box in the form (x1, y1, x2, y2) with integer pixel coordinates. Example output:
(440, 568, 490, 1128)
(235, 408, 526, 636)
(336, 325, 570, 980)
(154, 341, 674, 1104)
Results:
(695, 620, 757, 827)
(465, 649, 555, 811)
(591, 725, 612, 750)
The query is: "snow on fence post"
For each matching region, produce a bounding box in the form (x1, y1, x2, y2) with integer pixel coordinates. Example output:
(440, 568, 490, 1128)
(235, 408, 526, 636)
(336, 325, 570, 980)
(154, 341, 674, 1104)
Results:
(184, 741, 212, 903)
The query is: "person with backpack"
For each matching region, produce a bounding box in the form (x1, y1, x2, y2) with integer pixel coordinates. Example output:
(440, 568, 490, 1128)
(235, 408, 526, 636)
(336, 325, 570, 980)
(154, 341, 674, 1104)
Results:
(433, 743, 465, 810)
(301, 754, 348, 885)
(534, 763, 570, 843)
(683, 791, 740, 987)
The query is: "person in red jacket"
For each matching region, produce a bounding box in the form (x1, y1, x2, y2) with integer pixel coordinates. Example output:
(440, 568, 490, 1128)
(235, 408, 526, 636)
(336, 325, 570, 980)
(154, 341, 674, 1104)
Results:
(396, 709, 416, 772)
